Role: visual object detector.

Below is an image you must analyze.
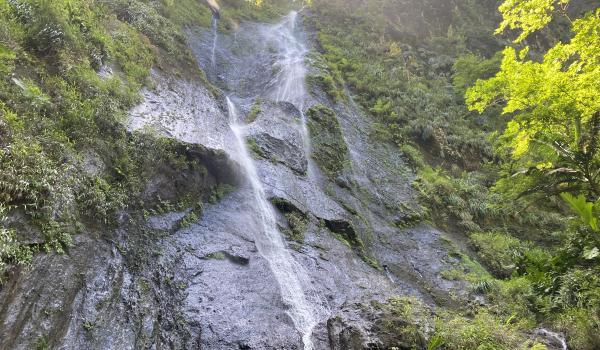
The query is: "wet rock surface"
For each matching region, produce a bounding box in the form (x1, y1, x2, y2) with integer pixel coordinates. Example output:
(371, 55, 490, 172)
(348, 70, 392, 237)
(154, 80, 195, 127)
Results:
(245, 101, 308, 174)
(1, 12, 473, 350)
(128, 69, 229, 152)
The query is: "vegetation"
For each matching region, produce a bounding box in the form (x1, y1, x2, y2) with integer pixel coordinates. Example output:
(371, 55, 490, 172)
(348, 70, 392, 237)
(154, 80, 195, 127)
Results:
(1, 0, 599, 348)
(0, 0, 220, 280)
(245, 98, 262, 123)
(306, 104, 350, 179)
(307, 0, 600, 348)
(468, 1, 600, 199)
(270, 197, 308, 242)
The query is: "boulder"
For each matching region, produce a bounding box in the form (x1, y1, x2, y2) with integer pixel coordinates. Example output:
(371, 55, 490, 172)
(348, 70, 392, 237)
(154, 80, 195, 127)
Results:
(245, 101, 308, 175)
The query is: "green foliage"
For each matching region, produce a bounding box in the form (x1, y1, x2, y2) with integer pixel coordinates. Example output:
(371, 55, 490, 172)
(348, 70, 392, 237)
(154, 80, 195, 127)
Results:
(208, 183, 234, 204)
(414, 166, 502, 231)
(34, 336, 49, 350)
(452, 52, 501, 94)
(179, 211, 199, 229)
(400, 144, 426, 170)
(432, 310, 529, 350)
(308, 0, 600, 348)
(178, 201, 204, 230)
(553, 307, 600, 350)
(305, 49, 345, 102)
(374, 295, 543, 350)
(378, 296, 430, 349)
(0, 205, 33, 282)
(468, 7, 600, 198)
(219, 0, 294, 24)
(496, 0, 570, 42)
(471, 232, 549, 278)
(308, 0, 497, 164)
(157, 0, 212, 27)
(0, 0, 218, 278)
(561, 193, 599, 232)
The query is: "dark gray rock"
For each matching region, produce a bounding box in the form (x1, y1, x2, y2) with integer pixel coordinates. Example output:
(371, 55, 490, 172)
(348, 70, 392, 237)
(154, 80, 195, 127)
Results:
(246, 101, 308, 174)
(1, 11, 481, 350)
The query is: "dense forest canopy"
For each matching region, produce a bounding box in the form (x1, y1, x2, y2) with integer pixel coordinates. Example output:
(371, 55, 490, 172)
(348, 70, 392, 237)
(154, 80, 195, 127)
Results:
(0, 0, 599, 349)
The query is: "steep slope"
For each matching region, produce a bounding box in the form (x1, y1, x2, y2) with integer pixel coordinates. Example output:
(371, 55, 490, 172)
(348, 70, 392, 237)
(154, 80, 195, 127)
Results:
(2, 0, 594, 349)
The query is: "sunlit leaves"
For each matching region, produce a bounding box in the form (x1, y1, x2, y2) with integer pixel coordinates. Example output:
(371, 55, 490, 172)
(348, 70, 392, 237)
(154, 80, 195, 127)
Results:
(496, 0, 570, 42)
(467, 6, 600, 196)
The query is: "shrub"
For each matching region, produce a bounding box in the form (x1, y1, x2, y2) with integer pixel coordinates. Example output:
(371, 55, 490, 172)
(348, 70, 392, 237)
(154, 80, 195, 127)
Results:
(432, 310, 527, 350)
(470, 232, 528, 278)
(553, 307, 600, 350)
(400, 144, 426, 170)
(0, 223, 33, 282)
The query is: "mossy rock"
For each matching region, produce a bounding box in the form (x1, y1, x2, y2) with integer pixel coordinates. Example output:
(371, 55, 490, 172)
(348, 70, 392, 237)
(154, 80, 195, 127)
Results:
(306, 104, 350, 180)
(270, 197, 308, 242)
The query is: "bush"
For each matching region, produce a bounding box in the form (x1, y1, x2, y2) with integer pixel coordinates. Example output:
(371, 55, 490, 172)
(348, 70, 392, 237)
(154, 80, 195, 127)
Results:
(470, 232, 530, 278)
(400, 143, 426, 170)
(432, 310, 528, 350)
(553, 307, 600, 350)
(0, 213, 33, 282)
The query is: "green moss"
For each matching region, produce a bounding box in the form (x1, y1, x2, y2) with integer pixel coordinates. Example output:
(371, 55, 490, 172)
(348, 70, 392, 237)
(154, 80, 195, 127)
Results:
(82, 320, 95, 332)
(270, 197, 308, 242)
(208, 183, 234, 204)
(440, 249, 491, 284)
(246, 98, 262, 123)
(205, 251, 226, 260)
(284, 211, 307, 242)
(323, 217, 378, 268)
(246, 138, 265, 158)
(306, 104, 349, 179)
(34, 336, 50, 350)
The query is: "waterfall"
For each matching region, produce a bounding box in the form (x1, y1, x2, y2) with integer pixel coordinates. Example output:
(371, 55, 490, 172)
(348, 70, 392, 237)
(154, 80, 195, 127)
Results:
(267, 11, 311, 156)
(535, 328, 568, 350)
(211, 16, 218, 67)
(225, 97, 318, 350)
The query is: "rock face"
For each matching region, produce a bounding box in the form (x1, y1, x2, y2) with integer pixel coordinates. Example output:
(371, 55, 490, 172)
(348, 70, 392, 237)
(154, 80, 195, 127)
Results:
(128, 70, 229, 152)
(0, 12, 473, 350)
(245, 101, 308, 174)
(0, 138, 236, 350)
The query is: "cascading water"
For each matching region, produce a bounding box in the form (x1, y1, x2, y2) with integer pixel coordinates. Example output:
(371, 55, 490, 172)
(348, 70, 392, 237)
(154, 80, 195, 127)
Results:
(225, 97, 318, 350)
(266, 11, 311, 156)
(211, 16, 218, 67)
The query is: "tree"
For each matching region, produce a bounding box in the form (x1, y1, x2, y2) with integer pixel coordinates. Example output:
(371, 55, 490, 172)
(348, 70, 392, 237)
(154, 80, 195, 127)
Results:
(466, 0, 600, 199)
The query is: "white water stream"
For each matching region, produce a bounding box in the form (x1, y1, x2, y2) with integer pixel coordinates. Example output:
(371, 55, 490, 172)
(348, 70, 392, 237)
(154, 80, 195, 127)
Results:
(266, 11, 312, 156)
(226, 97, 318, 350)
(211, 16, 218, 67)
